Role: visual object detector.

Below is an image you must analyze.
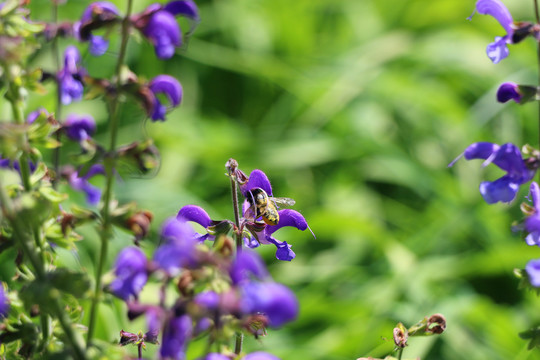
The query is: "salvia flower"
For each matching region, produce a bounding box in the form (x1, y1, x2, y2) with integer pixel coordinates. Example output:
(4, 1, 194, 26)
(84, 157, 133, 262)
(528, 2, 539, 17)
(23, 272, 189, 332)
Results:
(110, 246, 148, 301)
(230, 250, 269, 285)
(244, 352, 280, 360)
(148, 75, 183, 121)
(57, 46, 85, 105)
(176, 204, 213, 241)
(153, 217, 198, 276)
(0, 285, 9, 318)
(63, 114, 96, 141)
(526, 258, 540, 287)
(26, 107, 49, 124)
(138, 1, 200, 59)
(197, 354, 231, 360)
(449, 142, 535, 204)
(240, 282, 298, 328)
(474, 0, 514, 63)
(160, 314, 193, 360)
(497, 82, 521, 103)
(66, 164, 105, 206)
(524, 182, 540, 246)
(77, 2, 120, 56)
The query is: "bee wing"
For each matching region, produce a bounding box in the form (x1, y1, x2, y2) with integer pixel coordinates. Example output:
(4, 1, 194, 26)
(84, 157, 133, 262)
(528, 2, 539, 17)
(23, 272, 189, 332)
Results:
(270, 197, 296, 208)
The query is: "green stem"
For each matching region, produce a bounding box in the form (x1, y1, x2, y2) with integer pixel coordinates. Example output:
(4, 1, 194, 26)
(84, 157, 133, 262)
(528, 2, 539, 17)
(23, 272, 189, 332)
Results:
(86, 0, 134, 348)
(229, 175, 242, 251)
(228, 173, 244, 353)
(396, 347, 404, 360)
(535, 0, 540, 183)
(51, 2, 62, 189)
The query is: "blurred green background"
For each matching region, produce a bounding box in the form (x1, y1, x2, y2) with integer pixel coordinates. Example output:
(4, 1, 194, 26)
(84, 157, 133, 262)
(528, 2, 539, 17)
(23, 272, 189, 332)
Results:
(18, 0, 540, 358)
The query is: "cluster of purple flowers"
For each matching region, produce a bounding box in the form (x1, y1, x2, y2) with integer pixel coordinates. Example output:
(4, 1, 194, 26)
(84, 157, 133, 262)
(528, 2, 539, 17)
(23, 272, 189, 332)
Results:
(464, 0, 540, 288)
(109, 168, 308, 358)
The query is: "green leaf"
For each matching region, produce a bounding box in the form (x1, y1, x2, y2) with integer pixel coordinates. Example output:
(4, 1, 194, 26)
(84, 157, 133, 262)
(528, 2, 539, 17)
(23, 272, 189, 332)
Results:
(39, 186, 68, 203)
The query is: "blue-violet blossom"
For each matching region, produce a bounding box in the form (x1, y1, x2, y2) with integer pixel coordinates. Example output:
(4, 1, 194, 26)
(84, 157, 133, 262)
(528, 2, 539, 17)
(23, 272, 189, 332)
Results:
(160, 314, 193, 360)
(244, 352, 281, 360)
(78, 2, 120, 56)
(241, 169, 312, 261)
(148, 75, 182, 121)
(64, 114, 96, 141)
(140, 1, 200, 59)
(526, 258, 540, 287)
(524, 182, 540, 246)
(474, 0, 514, 63)
(153, 217, 198, 276)
(110, 246, 148, 301)
(67, 164, 105, 206)
(58, 46, 85, 105)
(497, 82, 521, 103)
(449, 142, 534, 204)
(0, 285, 9, 318)
(240, 282, 298, 328)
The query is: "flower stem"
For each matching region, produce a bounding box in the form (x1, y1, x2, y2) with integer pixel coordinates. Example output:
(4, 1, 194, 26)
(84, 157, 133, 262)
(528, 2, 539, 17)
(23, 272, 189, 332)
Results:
(229, 183, 245, 354)
(51, 2, 62, 189)
(396, 347, 404, 360)
(86, 0, 134, 348)
(229, 175, 242, 251)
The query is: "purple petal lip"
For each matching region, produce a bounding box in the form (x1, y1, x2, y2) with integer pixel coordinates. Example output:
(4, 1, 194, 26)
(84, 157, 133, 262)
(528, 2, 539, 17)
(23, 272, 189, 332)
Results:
(80, 1, 120, 24)
(497, 82, 521, 103)
(476, 0, 514, 34)
(526, 258, 540, 287)
(177, 205, 212, 228)
(164, 0, 200, 20)
(150, 75, 183, 106)
(241, 169, 273, 196)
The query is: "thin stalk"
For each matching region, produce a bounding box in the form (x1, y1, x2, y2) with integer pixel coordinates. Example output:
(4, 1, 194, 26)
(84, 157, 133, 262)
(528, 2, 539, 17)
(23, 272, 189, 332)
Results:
(536, 0, 540, 183)
(396, 347, 404, 360)
(51, 2, 62, 189)
(86, 0, 134, 348)
(229, 175, 244, 354)
(137, 343, 142, 359)
(229, 176, 242, 251)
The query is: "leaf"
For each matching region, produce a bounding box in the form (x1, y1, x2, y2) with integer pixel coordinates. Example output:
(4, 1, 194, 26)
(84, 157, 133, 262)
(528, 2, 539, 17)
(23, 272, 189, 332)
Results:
(39, 186, 68, 203)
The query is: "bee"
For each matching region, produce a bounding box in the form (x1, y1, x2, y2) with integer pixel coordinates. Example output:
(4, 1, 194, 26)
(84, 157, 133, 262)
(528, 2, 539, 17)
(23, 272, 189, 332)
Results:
(245, 187, 295, 226)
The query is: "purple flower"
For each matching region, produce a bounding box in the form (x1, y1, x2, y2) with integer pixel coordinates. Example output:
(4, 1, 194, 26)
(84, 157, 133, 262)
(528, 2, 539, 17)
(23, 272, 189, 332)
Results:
(526, 258, 540, 287)
(67, 164, 105, 206)
(176, 205, 213, 241)
(64, 114, 96, 141)
(153, 217, 198, 275)
(78, 2, 120, 56)
(194, 291, 220, 310)
(0, 286, 9, 318)
(474, 0, 514, 63)
(0, 156, 36, 174)
(449, 142, 535, 204)
(57, 46, 85, 105)
(110, 247, 148, 301)
(230, 250, 269, 285)
(525, 182, 540, 246)
(140, 1, 200, 60)
(244, 353, 280, 360)
(27, 108, 49, 124)
(148, 75, 182, 121)
(160, 315, 192, 360)
(497, 82, 521, 103)
(197, 354, 230, 360)
(240, 169, 273, 197)
(241, 282, 298, 328)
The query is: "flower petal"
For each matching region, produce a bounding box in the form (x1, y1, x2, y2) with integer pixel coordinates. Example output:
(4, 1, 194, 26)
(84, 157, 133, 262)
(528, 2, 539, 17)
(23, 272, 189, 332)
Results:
(265, 209, 308, 236)
(241, 169, 273, 196)
(497, 82, 521, 103)
(177, 205, 212, 228)
(479, 176, 519, 203)
(476, 0, 514, 34)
